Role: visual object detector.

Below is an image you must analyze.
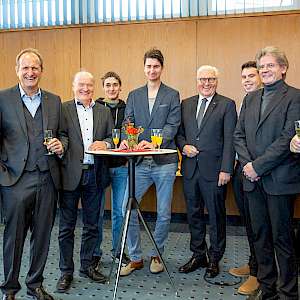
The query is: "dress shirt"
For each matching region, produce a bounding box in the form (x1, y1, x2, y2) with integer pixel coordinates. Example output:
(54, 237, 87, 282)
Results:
(196, 94, 214, 118)
(75, 99, 95, 165)
(19, 84, 41, 118)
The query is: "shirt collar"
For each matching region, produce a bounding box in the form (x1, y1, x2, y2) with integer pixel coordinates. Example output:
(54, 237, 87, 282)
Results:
(75, 98, 95, 108)
(19, 84, 41, 98)
(198, 93, 214, 102)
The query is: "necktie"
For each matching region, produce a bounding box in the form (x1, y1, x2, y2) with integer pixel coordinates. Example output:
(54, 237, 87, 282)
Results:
(197, 98, 207, 128)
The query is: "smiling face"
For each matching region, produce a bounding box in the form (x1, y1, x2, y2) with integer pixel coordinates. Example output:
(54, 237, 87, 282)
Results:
(241, 67, 261, 93)
(72, 72, 95, 105)
(197, 69, 218, 98)
(103, 76, 121, 100)
(144, 58, 163, 83)
(258, 54, 287, 86)
(16, 52, 42, 96)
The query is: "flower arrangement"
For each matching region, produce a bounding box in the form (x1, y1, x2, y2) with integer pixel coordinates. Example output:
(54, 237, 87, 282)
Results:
(123, 122, 144, 149)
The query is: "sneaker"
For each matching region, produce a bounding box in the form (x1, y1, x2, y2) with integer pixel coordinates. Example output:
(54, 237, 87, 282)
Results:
(114, 253, 131, 267)
(238, 276, 259, 295)
(150, 256, 164, 274)
(229, 264, 250, 277)
(120, 260, 144, 276)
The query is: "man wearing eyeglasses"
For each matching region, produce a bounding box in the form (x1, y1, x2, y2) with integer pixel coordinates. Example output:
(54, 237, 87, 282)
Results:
(176, 65, 237, 278)
(234, 46, 300, 300)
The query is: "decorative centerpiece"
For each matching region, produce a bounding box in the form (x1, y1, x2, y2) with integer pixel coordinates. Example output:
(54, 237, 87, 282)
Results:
(123, 122, 144, 150)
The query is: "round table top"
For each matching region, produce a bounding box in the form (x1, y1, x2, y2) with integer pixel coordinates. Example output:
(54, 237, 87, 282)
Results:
(86, 148, 177, 156)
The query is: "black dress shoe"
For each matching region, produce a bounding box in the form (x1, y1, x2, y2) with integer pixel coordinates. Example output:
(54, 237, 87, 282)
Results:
(56, 274, 73, 293)
(2, 294, 15, 300)
(178, 256, 208, 273)
(27, 286, 54, 300)
(205, 261, 219, 278)
(79, 266, 106, 283)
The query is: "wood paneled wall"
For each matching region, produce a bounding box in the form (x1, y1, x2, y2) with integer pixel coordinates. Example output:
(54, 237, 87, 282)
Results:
(1, 12, 300, 216)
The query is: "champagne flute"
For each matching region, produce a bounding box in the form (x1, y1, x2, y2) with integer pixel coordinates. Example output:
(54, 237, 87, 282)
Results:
(112, 129, 120, 149)
(156, 129, 163, 151)
(295, 120, 300, 137)
(151, 129, 158, 148)
(44, 129, 54, 155)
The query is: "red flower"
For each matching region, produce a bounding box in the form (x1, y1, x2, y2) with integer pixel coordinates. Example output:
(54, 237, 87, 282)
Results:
(127, 127, 139, 135)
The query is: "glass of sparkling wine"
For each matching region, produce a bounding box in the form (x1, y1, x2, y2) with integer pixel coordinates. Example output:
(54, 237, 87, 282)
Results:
(156, 129, 163, 151)
(151, 129, 158, 148)
(112, 129, 120, 149)
(295, 121, 300, 138)
(44, 129, 54, 155)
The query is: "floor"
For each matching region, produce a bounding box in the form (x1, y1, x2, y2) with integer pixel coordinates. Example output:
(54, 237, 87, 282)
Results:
(0, 218, 298, 300)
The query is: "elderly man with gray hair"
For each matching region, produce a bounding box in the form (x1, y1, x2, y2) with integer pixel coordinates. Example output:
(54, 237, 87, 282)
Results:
(234, 46, 300, 300)
(176, 65, 237, 278)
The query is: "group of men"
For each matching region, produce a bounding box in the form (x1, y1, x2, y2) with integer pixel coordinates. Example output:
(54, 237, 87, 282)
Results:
(0, 45, 299, 300)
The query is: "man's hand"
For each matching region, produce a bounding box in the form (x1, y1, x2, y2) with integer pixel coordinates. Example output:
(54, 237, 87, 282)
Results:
(89, 141, 107, 151)
(137, 140, 155, 150)
(218, 172, 231, 187)
(182, 145, 199, 158)
(243, 162, 260, 182)
(290, 134, 300, 153)
(46, 138, 64, 155)
(119, 140, 129, 150)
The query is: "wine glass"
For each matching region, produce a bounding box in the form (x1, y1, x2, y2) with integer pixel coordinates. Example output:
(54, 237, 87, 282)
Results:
(151, 129, 158, 148)
(112, 129, 120, 149)
(295, 120, 300, 138)
(156, 129, 163, 151)
(44, 129, 54, 155)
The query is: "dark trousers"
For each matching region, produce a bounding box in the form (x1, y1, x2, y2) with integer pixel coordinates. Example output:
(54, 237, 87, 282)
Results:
(246, 183, 298, 300)
(58, 169, 103, 275)
(232, 161, 257, 276)
(0, 170, 57, 295)
(183, 167, 226, 263)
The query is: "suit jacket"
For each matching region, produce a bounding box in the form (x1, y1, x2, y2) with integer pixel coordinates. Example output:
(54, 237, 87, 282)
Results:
(124, 82, 181, 165)
(176, 93, 237, 181)
(234, 81, 300, 195)
(61, 100, 114, 191)
(0, 85, 67, 189)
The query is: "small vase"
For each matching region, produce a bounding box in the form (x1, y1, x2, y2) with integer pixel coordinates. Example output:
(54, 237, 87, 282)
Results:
(127, 133, 139, 150)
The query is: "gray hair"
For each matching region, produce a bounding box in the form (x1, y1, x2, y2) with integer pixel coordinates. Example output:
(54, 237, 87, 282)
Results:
(16, 48, 43, 71)
(197, 65, 219, 78)
(73, 71, 95, 84)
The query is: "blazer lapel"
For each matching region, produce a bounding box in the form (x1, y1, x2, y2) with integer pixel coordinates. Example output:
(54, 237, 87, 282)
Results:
(257, 84, 288, 130)
(190, 96, 199, 130)
(68, 101, 83, 143)
(41, 91, 49, 131)
(138, 85, 151, 126)
(250, 90, 262, 131)
(198, 94, 219, 133)
(93, 103, 101, 139)
(11, 85, 27, 137)
(149, 83, 167, 124)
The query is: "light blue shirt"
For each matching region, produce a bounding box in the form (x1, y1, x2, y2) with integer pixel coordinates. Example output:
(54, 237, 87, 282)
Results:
(19, 84, 41, 118)
(75, 99, 95, 165)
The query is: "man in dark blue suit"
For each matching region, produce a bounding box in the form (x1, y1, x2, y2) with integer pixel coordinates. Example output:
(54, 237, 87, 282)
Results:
(176, 65, 237, 278)
(235, 46, 300, 300)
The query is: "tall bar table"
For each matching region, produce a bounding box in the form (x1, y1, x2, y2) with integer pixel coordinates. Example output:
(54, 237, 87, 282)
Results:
(86, 149, 178, 300)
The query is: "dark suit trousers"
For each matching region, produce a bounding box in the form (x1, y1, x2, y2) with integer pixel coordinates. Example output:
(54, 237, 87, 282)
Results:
(246, 183, 298, 300)
(232, 161, 257, 276)
(58, 168, 103, 274)
(183, 167, 226, 263)
(0, 170, 57, 294)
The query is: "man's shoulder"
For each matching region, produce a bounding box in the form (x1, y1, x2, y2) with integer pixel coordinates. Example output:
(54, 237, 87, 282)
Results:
(214, 93, 235, 105)
(182, 95, 198, 104)
(62, 99, 74, 107)
(41, 89, 60, 101)
(0, 85, 19, 97)
(160, 83, 179, 95)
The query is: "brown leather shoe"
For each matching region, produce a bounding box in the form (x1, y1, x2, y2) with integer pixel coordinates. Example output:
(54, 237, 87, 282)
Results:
(150, 256, 164, 274)
(238, 276, 259, 295)
(2, 294, 15, 300)
(27, 286, 54, 300)
(56, 274, 73, 293)
(229, 264, 250, 277)
(178, 256, 208, 273)
(120, 260, 144, 276)
(205, 261, 219, 278)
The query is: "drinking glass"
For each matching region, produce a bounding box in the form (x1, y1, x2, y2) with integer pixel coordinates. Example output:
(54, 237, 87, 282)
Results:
(151, 129, 158, 148)
(112, 129, 120, 149)
(44, 129, 54, 155)
(156, 129, 163, 151)
(295, 121, 300, 138)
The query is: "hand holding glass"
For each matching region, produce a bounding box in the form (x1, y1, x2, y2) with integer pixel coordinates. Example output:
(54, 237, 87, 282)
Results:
(295, 120, 300, 138)
(112, 129, 120, 149)
(44, 129, 54, 155)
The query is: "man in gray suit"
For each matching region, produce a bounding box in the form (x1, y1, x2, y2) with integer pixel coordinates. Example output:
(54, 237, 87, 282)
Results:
(120, 48, 181, 276)
(0, 48, 67, 300)
(234, 46, 300, 300)
(56, 71, 113, 293)
(176, 65, 237, 278)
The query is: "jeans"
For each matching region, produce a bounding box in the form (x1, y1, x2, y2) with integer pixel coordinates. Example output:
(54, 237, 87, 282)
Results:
(94, 166, 128, 257)
(122, 159, 177, 261)
(58, 169, 103, 274)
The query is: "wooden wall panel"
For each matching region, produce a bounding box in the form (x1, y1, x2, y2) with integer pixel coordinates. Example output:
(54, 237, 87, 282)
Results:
(0, 28, 80, 100)
(81, 21, 197, 100)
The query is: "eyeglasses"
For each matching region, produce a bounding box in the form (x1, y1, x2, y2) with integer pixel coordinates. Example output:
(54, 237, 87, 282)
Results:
(257, 63, 279, 70)
(197, 77, 217, 84)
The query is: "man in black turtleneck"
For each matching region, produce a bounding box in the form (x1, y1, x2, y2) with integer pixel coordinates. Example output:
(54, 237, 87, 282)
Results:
(234, 46, 300, 300)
